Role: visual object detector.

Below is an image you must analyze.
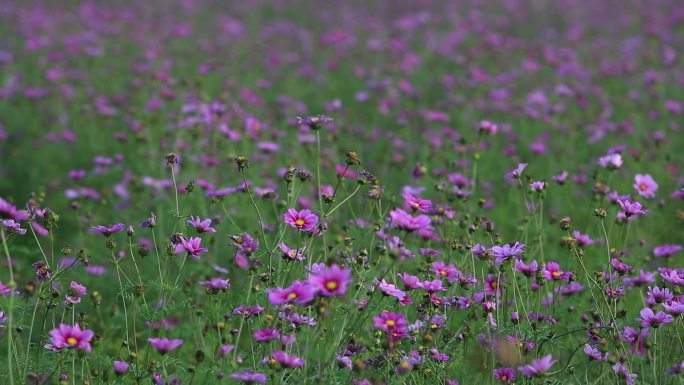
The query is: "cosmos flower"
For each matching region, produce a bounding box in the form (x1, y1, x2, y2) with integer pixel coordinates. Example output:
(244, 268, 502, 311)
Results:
(175, 236, 208, 259)
(198, 277, 231, 293)
(617, 199, 648, 219)
(89, 223, 125, 237)
(268, 281, 316, 305)
(518, 355, 556, 377)
(402, 193, 432, 213)
(147, 338, 184, 354)
(278, 242, 306, 261)
(493, 368, 516, 384)
(186, 216, 216, 233)
(283, 208, 319, 232)
(308, 264, 352, 296)
(229, 371, 267, 384)
(633, 174, 658, 199)
(46, 323, 94, 352)
(65, 281, 87, 304)
(637, 307, 674, 328)
(271, 350, 306, 368)
(491, 242, 525, 265)
(388, 208, 431, 232)
(113, 361, 130, 375)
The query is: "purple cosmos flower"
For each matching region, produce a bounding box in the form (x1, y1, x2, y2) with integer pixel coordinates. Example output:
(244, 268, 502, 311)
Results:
(253, 328, 280, 342)
(646, 286, 673, 306)
(613, 363, 638, 385)
(271, 350, 305, 368)
(659, 268, 684, 286)
(388, 208, 431, 232)
(32, 261, 52, 281)
(268, 281, 316, 305)
(373, 311, 408, 333)
(572, 230, 594, 246)
(478, 120, 498, 135)
(420, 280, 447, 293)
(89, 223, 125, 237)
(653, 244, 682, 258)
(542, 261, 570, 281)
(232, 304, 265, 318)
(518, 355, 556, 377)
(617, 199, 648, 219)
(637, 307, 674, 328)
(431, 261, 459, 282)
(283, 208, 318, 232)
(46, 323, 94, 352)
(530, 181, 546, 192)
(397, 273, 422, 289)
(402, 193, 432, 213)
(493, 368, 516, 384)
(633, 174, 658, 199)
(147, 338, 184, 354)
(186, 216, 216, 233)
(218, 344, 235, 357)
(552, 171, 568, 184)
(514, 259, 538, 276)
(113, 361, 130, 375)
(229, 371, 267, 384)
(278, 242, 306, 261)
(175, 236, 208, 259)
(583, 344, 604, 361)
(491, 242, 525, 265)
(231, 233, 259, 255)
(1, 219, 26, 235)
(505, 163, 528, 180)
(663, 300, 684, 316)
(378, 279, 407, 300)
(198, 277, 231, 293)
(65, 281, 87, 304)
(308, 264, 352, 296)
(667, 360, 684, 376)
(598, 153, 623, 169)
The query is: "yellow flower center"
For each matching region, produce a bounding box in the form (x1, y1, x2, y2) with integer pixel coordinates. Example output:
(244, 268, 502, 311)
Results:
(325, 281, 338, 290)
(552, 271, 562, 278)
(295, 219, 305, 226)
(501, 375, 508, 381)
(66, 337, 78, 346)
(439, 270, 446, 276)
(385, 320, 396, 326)
(639, 183, 648, 191)
(287, 292, 297, 300)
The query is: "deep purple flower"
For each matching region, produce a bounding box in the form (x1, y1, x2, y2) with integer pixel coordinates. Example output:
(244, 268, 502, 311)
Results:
(518, 355, 556, 377)
(147, 338, 184, 354)
(89, 223, 125, 237)
(308, 264, 352, 296)
(493, 368, 516, 384)
(186, 216, 216, 233)
(378, 279, 407, 300)
(283, 208, 318, 232)
(514, 259, 538, 276)
(32, 261, 52, 281)
(646, 286, 673, 306)
(268, 281, 316, 305)
(46, 323, 94, 352)
(505, 163, 528, 180)
(659, 268, 684, 286)
(1, 219, 26, 235)
(402, 193, 432, 213)
(653, 244, 682, 258)
(583, 344, 604, 361)
(278, 242, 306, 261)
(372, 311, 408, 333)
(542, 261, 571, 281)
(253, 328, 280, 342)
(637, 307, 674, 328)
(663, 300, 684, 316)
(633, 174, 658, 199)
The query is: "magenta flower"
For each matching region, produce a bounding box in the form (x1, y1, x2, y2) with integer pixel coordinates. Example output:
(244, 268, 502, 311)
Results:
(529, 181, 546, 192)
(420, 280, 447, 293)
(637, 307, 674, 328)
(372, 311, 408, 333)
(308, 264, 352, 296)
(89, 223, 125, 237)
(113, 361, 130, 375)
(633, 174, 658, 199)
(65, 281, 87, 304)
(514, 259, 538, 276)
(46, 323, 94, 352)
(378, 279, 407, 300)
(397, 273, 422, 289)
(663, 300, 684, 316)
(493, 368, 516, 384)
(388, 208, 431, 232)
(268, 281, 316, 305)
(598, 153, 623, 169)
(148, 338, 183, 354)
(518, 355, 556, 377)
(572, 231, 594, 246)
(505, 163, 528, 180)
(402, 193, 432, 213)
(583, 344, 604, 361)
(653, 244, 682, 258)
(175, 236, 208, 259)
(617, 199, 648, 219)
(229, 371, 267, 384)
(186, 216, 216, 233)
(253, 328, 280, 342)
(278, 242, 306, 261)
(542, 261, 570, 281)
(1, 219, 26, 235)
(271, 350, 306, 368)
(283, 208, 318, 232)
(198, 277, 231, 293)
(431, 261, 459, 282)
(491, 242, 525, 265)
(478, 120, 498, 135)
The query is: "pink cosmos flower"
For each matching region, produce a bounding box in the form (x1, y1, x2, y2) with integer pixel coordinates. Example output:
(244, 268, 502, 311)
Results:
(308, 264, 352, 296)
(268, 281, 316, 305)
(402, 193, 432, 213)
(147, 338, 184, 354)
(283, 208, 318, 232)
(271, 350, 306, 368)
(378, 279, 407, 300)
(633, 174, 658, 199)
(175, 236, 208, 259)
(46, 323, 94, 352)
(186, 216, 216, 233)
(388, 208, 431, 232)
(518, 355, 556, 377)
(65, 281, 87, 304)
